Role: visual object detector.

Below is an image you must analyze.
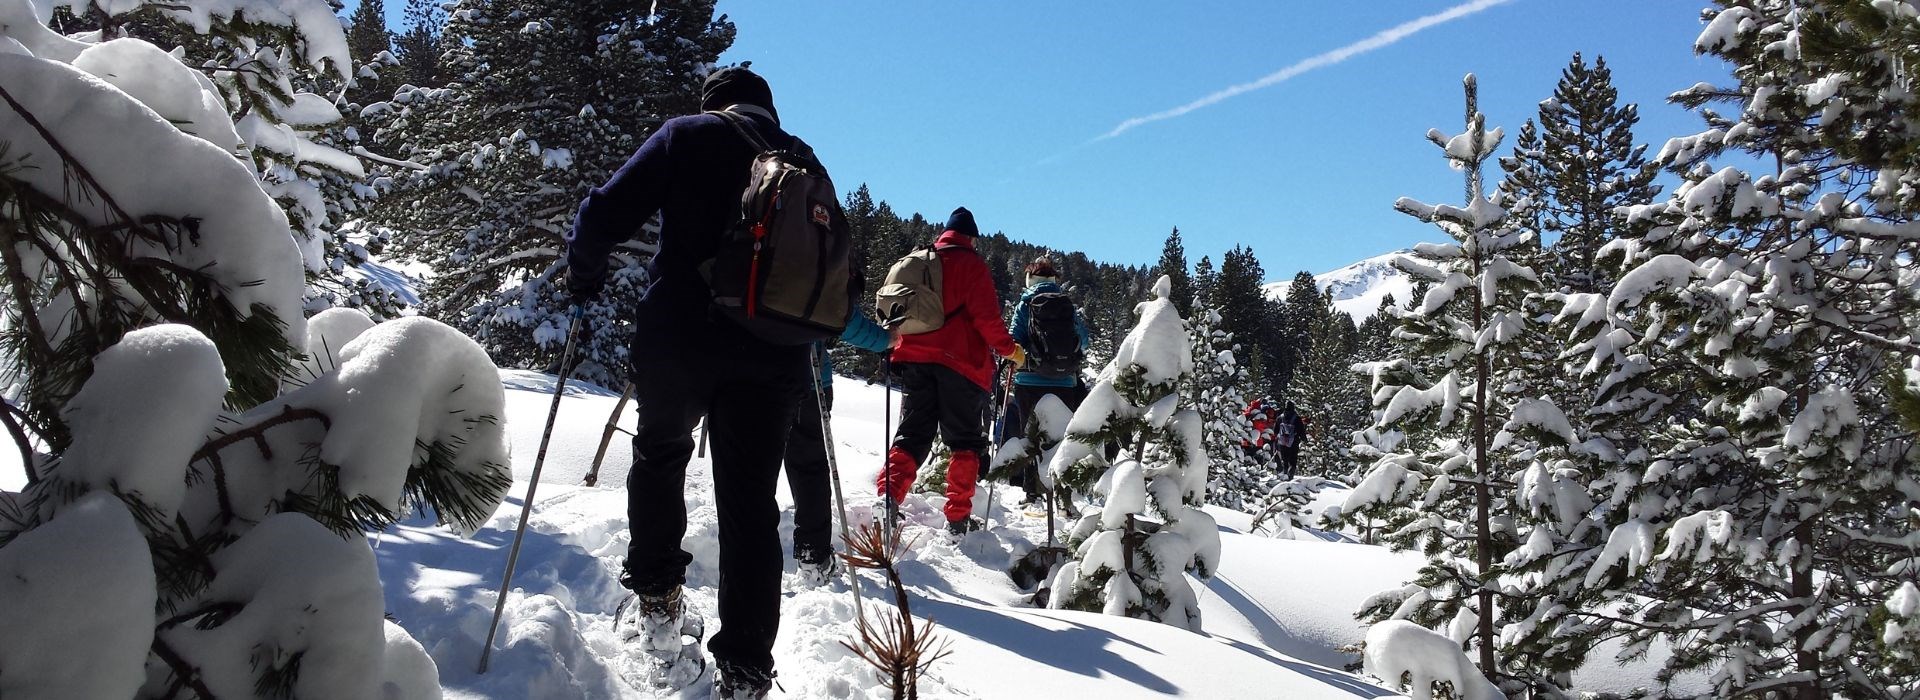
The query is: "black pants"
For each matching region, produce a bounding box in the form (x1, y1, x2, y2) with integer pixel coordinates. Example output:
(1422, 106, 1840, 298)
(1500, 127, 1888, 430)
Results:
(622, 315, 807, 673)
(1002, 383, 1088, 491)
(783, 385, 832, 560)
(1279, 443, 1300, 479)
(891, 362, 990, 464)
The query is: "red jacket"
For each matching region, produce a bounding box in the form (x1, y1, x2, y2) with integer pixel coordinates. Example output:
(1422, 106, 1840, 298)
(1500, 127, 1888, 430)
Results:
(891, 231, 1019, 388)
(1243, 400, 1277, 448)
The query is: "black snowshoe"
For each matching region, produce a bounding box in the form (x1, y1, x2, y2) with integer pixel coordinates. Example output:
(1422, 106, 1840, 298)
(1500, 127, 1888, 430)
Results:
(794, 546, 842, 587)
(714, 660, 776, 700)
(946, 516, 984, 537)
(613, 588, 707, 692)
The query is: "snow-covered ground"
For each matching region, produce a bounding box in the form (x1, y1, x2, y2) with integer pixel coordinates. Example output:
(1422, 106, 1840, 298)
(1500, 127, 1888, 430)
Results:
(0, 367, 1702, 698)
(383, 371, 1406, 698)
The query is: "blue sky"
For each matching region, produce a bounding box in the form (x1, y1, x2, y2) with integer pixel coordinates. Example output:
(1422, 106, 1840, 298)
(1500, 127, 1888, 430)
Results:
(357, 0, 1726, 281)
(709, 0, 1724, 281)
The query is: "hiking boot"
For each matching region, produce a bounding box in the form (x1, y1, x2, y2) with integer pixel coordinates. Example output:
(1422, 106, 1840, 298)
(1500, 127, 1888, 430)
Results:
(714, 660, 775, 700)
(947, 516, 983, 536)
(618, 586, 691, 654)
(795, 545, 841, 586)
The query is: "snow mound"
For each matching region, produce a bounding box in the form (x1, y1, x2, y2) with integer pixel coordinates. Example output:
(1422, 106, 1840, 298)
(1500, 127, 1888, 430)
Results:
(1362, 620, 1502, 700)
(0, 492, 154, 700)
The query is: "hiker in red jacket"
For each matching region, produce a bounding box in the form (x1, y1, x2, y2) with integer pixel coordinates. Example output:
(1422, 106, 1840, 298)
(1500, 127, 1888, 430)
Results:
(877, 207, 1025, 535)
(1243, 398, 1277, 450)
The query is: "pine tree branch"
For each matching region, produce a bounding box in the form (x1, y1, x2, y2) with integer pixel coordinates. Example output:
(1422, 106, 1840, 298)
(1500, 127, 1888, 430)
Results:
(0, 218, 56, 361)
(150, 635, 217, 700)
(191, 406, 332, 519)
(0, 80, 163, 248)
(0, 399, 41, 485)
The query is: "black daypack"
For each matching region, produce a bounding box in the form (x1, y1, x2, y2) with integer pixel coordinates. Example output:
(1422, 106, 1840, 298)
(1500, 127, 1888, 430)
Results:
(701, 110, 850, 344)
(1024, 290, 1082, 377)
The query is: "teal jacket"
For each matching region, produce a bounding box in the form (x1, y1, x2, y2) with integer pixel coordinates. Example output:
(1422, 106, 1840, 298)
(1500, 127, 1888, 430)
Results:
(815, 310, 890, 390)
(1008, 282, 1089, 388)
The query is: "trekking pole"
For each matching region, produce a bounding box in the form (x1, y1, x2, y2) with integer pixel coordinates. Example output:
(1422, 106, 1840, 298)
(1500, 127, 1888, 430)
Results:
(811, 346, 866, 610)
(582, 381, 634, 487)
(696, 418, 709, 458)
(881, 357, 895, 544)
(982, 362, 1014, 527)
(478, 306, 583, 674)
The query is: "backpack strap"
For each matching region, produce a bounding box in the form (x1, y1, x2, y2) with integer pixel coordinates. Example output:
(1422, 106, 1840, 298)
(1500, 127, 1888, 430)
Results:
(709, 109, 827, 170)
(708, 109, 773, 153)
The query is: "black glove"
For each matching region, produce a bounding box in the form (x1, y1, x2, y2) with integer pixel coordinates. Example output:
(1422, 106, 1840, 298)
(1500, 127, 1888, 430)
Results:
(563, 268, 601, 308)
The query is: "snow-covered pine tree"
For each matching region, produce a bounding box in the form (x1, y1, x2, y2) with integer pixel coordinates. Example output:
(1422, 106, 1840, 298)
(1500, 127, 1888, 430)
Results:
(1559, 3, 1920, 696)
(1211, 245, 1270, 390)
(1188, 302, 1265, 509)
(1271, 270, 1322, 394)
(1334, 75, 1568, 690)
(1046, 276, 1219, 631)
(45, 0, 408, 321)
(391, 0, 448, 90)
(345, 0, 400, 107)
(1499, 53, 1660, 296)
(1288, 288, 1369, 479)
(1192, 254, 1217, 307)
(0, 29, 509, 696)
(1155, 226, 1194, 317)
(365, 0, 732, 385)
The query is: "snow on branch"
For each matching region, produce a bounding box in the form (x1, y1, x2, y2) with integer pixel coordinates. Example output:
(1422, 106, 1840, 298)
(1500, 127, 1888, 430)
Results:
(0, 52, 309, 347)
(1363, 620, 1504, 700)
(54, 0, 355, 82)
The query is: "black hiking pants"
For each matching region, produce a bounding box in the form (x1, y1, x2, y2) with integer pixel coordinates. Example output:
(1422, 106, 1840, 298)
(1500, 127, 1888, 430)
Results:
(622, 313, 807, 674)
(1002, 383, 1088, 492)
(1279, 443, 1300, 480)
(890, 362, 991, 465)
(783, 385, 833, 562)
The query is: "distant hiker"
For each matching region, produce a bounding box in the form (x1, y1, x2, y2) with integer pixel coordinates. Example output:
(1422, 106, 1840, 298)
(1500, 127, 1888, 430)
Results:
(567, 66, 848, 699)
(787, 306, 891, 584)
(1003, 256, 1089, 504)
(1276, 401, 1306, 479)
(874, 207, 1025, 536)
(1243, 398, 1277, 452)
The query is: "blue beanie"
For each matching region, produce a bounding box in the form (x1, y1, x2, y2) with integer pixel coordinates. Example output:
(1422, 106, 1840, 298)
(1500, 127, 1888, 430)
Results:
(945, 207, 978, 238)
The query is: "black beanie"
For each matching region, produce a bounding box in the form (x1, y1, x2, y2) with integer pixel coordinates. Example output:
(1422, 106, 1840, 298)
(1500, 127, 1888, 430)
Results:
(701, 66, 778, 123)
(945, 207, 978, 238)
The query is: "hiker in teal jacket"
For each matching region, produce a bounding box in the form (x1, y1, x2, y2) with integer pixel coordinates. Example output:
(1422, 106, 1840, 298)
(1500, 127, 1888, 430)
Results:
(787, 307, 890, 581)
(1003, 258, 1090, 503)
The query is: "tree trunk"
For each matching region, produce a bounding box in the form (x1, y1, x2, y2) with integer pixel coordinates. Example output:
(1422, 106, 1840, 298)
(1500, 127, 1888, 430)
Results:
(1463, 74, 1500, 681)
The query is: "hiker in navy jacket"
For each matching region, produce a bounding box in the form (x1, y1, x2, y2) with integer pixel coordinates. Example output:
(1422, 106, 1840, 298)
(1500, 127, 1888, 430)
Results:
(1003, 257, 1089, 504)
(786, 308, 890, 582)
(565, 66, 823, 698)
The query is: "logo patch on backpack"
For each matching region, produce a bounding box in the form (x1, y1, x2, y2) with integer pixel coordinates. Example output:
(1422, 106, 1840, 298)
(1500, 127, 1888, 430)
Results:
(812, 202, 831, 226)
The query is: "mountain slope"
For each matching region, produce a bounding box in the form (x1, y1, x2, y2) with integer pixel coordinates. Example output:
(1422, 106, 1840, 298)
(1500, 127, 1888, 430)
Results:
(1263, 250, 1416, 319)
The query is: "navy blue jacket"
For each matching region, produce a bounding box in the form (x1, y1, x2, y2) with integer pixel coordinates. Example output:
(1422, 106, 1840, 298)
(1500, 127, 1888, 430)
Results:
(566, 110, 815, 327)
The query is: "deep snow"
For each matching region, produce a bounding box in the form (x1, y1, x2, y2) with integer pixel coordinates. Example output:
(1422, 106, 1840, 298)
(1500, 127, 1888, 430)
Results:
(0, 367, 1707, 697)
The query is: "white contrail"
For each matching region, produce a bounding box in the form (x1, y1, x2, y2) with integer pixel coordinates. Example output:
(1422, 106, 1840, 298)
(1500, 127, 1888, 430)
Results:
(1096, 0, 1518, 141)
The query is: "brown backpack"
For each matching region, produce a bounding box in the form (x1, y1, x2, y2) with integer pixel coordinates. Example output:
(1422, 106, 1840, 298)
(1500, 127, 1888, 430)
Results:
(875, 246, 945, 334)
(702, 110, 850, 344)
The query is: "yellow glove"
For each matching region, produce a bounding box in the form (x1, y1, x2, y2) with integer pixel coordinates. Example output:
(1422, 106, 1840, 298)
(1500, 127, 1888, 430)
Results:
(1009, 346, 1027, 368)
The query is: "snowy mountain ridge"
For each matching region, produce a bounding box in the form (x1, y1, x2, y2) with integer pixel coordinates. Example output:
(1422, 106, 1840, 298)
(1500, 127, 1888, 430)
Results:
(1264, 249, 1419, 319)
